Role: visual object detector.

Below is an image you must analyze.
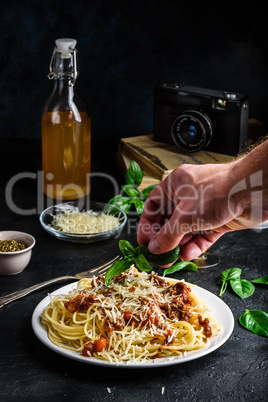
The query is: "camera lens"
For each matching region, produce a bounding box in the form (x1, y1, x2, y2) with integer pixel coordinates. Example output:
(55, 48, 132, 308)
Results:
(171, 110, 213, 152)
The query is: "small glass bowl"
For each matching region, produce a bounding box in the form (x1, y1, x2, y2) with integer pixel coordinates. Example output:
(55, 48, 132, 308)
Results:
(39, 201, 127, 243)
(0, 231, 36, 275)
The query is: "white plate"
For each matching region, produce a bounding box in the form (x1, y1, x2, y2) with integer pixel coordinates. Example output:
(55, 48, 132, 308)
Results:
(32, 281, 234, 368)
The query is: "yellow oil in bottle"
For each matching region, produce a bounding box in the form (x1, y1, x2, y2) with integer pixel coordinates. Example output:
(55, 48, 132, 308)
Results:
(42, 111, 91, 200)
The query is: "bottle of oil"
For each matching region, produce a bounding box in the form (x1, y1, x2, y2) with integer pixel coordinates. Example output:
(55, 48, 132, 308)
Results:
(42, 38, 91, 200)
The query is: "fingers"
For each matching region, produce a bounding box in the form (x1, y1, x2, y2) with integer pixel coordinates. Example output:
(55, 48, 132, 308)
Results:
(179, 232, 224, 260)
(137, 215, 161, 247)
(148, 224, 183, 254)
(146, 202, 194, 254)
(137, 183, 174, 247)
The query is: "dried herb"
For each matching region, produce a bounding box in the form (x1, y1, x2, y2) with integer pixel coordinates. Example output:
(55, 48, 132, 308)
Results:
(0, 239, 26, 252)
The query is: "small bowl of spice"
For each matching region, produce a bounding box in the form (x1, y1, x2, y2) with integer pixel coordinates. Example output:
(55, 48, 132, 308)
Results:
(0, 231, 36, 275)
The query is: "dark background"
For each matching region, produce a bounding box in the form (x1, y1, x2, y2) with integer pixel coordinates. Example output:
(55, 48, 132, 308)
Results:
(1, 3, 268, 400)
(1, 0, 268, 144)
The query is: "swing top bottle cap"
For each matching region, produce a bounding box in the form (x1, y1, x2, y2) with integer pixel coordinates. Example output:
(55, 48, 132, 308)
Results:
(55, 38, 77, 53)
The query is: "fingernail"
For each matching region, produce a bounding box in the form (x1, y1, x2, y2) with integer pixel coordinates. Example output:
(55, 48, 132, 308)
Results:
(148, 238, 160, 253)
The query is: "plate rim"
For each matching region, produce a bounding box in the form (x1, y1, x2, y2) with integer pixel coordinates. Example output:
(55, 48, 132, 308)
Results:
(32, 280, 234, 369)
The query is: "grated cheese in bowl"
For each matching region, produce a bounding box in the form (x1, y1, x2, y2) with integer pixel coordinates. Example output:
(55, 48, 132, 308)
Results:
(49, 208, 120, 234)
(40, 201, 127, 243)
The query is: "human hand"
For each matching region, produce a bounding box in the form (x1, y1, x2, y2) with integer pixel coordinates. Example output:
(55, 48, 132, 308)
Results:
(137, 159, 267, 261)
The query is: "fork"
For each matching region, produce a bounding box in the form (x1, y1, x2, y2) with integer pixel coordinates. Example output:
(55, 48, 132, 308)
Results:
(0, 255, 120, 309)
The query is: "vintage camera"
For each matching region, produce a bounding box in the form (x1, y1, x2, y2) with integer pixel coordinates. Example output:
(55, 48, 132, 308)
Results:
(153, 84, 249, 155)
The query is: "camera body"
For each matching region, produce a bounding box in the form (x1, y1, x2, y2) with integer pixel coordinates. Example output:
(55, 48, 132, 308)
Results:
(153, 84, 249, 155)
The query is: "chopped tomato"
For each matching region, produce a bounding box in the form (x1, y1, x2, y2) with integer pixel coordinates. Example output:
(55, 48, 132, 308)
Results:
(94, 337, 108, 353)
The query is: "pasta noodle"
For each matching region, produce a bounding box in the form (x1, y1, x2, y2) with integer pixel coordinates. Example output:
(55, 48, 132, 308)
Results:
(41, 267, 222, 363)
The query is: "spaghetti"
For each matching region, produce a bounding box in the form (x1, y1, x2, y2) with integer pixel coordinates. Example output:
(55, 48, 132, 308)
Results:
(41, 267, 222, 363)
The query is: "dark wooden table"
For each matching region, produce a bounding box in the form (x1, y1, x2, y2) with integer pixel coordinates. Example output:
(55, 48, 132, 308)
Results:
(0, 139, 267, 402)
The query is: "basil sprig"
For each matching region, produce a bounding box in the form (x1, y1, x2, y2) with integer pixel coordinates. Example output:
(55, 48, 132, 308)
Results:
(218, 269, 268, 338)
(239, 309, 268, 337)
(217, 268, 242, 297)
(218, 269, 268, 299)
(104, 240, 196, 286)
(108, 160, 157, 216)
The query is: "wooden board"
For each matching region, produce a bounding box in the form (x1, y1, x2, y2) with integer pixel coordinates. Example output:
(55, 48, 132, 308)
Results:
(119, 135, 234, 181)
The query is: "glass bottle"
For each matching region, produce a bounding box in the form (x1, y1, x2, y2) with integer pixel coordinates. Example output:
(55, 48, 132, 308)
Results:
(42, 38, 91, 200)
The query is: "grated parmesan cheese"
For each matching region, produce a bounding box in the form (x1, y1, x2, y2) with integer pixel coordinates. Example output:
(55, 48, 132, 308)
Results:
(49, 208, 120, 234)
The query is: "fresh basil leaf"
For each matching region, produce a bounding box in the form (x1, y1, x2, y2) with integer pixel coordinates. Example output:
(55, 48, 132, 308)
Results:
(135, 254, 152, 272)
(135, 244, 142, 255)
(218, 268, 242, 297)
(107, 161, 154, 216)
(107, 195, 132, 214)
(251, 275, 268, 285)
(125, 160, 143, 187)
(239, 309, 268, 337)
(103, 242, 190, 286)
(230, 278, 255, 299)
(105, 256, 135, 286)
(141, 245, 180, 266)
(140, 184, 157, 200)
(130, 199, 145, 216)
(102, 204, 119, 216)
(163, 261, 197, 276)
(118, 240, 136, 257)
(121, 184, 140, 197)
(219, 268, 242, 283)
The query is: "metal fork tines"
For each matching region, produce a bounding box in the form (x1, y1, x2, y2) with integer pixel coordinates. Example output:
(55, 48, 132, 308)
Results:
(0, 255, 120, 309)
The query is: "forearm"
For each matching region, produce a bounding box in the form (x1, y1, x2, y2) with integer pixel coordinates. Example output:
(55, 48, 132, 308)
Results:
(229, 137, 268, 222)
